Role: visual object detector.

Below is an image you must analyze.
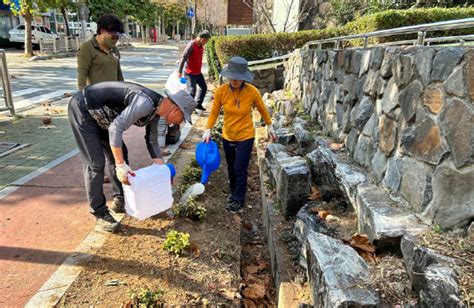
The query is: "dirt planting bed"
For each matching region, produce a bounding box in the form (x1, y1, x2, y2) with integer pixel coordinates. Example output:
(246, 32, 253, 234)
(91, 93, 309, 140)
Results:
(59, 109, 275, 306)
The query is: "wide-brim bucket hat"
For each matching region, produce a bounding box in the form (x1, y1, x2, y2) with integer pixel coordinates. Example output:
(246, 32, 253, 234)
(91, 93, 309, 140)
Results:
(221, 56, 254, 83)
(165, 89, 197, 124)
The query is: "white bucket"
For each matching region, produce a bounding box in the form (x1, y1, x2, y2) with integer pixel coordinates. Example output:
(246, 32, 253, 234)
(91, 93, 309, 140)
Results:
(123, 164, 173, 220)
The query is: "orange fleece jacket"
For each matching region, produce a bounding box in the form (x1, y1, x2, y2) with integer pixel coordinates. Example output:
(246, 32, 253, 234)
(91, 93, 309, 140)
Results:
(206, 83, 272, 142)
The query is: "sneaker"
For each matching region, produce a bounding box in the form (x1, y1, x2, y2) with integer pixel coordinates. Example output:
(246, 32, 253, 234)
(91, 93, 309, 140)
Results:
(95, 211, 120, 232)
(110, 197, 125, 213)
(226, 201, 244, 214)
(195, 104, 206, 111)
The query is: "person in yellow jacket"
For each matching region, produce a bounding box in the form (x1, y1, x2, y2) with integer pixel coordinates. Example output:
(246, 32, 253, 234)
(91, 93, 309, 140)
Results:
(202, 56, 276, 213)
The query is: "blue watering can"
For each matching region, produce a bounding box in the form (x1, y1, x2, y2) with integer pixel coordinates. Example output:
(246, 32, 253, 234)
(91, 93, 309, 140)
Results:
(195, 140, 220, 184)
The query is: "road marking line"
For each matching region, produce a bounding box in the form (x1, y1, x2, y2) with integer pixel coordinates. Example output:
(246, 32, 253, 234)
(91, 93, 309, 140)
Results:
(12, 88, 43, 97)
(14, 90, 71, 111)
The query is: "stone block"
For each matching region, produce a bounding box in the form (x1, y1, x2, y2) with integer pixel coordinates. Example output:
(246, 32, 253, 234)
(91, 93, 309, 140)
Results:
(393, 49, 416, 87)
(272, 112, 287, 129)
(275, 127, 295, 146)
(382, 157, 402, 191)
(351, 50, 362, 75)
(357, 185, 429, 247)
(334, 162, 367, 206)
(344, 50, 352, 74)
(360, 50, 371, 77)
(381, 78, 399, 115)
(342, 75, 357, 104)
(400, 235, 456, 292)
(364, 70, 382, 98)
(354, 135, 374, 169)
(265, 144, 288, 184)
(370, 47, 384, 70)
(439, 98, 473, 168)
(350, 96, 374, 130)
(465, 50, 474, 102)
(380, 49, 397, 78)
(275, 154, 311, 218)
(431, 47, 464, 82)
(371, 150, 387, 183)
(399, 80, 423, 123)
(415, 48, 435, 87)
(306, 231, 379, 307)
(361, 114, 377, 137)
(346, 128, 358, 154)
(294, 122, 316, 153)
(378, 114, 397, 156)
(402, 117, 448, 165)
(421, 161, 474, 229)
(294, 204, 331, 244)
(307, 148, 341, 199)
(400, 157, 433, 213)
(423, 85, 445, 114)
(419, 265, 463, 308)
(444, 67, 465, 98)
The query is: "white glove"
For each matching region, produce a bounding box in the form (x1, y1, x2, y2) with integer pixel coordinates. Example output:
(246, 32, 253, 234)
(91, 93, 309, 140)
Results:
(267, 124, 277, 141)
(202, 129, 211, 143)
(115, 163, 135, 185)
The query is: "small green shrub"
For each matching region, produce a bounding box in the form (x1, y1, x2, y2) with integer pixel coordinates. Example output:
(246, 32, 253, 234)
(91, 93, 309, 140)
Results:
(163, 230, 190, 256)
(129, 287, 164, 306)
(173, 196, 208, 221)
(181, 164, 201, 185)
(432, 224, 444, 234)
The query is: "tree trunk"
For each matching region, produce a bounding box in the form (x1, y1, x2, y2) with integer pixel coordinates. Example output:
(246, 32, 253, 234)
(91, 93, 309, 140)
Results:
(124, 16, 129, 36)
(24, 11, 34, 57)
(141, 24, 146, 44)
(60, 7, 71, 37)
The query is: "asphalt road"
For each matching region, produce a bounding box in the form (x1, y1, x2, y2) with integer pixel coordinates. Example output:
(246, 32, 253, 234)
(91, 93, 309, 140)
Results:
(1, 42, 185, 113)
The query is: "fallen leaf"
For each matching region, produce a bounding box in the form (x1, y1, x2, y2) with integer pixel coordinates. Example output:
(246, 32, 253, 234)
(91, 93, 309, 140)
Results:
(308, 185, 322, 200)
(179, 142, 193, 149)
(243, 284, 266, 300)
(233, 215, 241, 225)
(329, 143, 344, 151)
(219, 288, 236, 300)
(243, 222, 253, 230)
(318, 210, 331, 220)
(359, 250, 378, 263)
(349, 234, 376, 253)
(189, 243, 201, 257)
(245, 262, 269, 274)
(243, 298, 257, 308)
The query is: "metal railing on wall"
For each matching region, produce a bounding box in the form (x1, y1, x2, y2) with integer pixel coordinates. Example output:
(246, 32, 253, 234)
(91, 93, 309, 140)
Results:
(304, 18, 474, 50)
(0, 49, 14, 116)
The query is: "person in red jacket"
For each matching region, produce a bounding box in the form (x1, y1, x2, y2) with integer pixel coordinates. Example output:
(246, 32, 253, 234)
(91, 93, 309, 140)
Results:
(178, 30, 211, 111)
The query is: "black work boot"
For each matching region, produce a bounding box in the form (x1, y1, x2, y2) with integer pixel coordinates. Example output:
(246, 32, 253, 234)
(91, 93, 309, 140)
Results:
(226, 200, 244, 214)
(95, 211, 120, 232)
(110, 196, 126, 213)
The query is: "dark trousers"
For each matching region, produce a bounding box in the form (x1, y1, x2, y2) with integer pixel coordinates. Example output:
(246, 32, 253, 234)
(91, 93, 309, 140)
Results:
(185, 73, 207, 107)
(68, 92, 128, 216)
(223, 138, 254, 203)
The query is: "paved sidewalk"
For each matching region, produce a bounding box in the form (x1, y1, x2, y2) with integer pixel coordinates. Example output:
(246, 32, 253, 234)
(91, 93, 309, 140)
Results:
(0, 97, 169, 306)
(0, 98, 76, 191)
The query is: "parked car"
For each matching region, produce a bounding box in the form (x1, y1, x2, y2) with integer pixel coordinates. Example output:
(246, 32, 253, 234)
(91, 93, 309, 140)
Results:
(8, 25, 58, 48)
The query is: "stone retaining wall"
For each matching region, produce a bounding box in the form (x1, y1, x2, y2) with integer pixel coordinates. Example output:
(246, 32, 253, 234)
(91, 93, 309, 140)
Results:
(284, 46, 474, 229)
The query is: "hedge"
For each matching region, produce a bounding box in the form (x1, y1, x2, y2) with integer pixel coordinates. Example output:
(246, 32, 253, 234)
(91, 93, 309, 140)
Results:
(207, 7, 474, 79)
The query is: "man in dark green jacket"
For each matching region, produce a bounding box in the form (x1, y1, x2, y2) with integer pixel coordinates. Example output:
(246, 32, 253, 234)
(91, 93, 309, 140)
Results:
(77, 14, 124, 90)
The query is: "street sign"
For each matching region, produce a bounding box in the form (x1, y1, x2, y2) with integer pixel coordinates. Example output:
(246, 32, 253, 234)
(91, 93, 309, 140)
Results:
(186, 7, 194, 19)
(12, 0, 21, 11)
